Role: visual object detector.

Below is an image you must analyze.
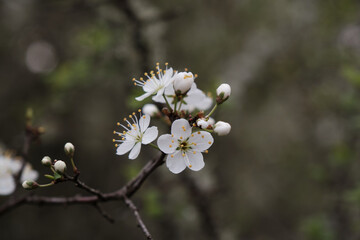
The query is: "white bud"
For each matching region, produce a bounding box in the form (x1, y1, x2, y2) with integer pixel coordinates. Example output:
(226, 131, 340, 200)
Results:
(41, 156, 52, 167)
(54, 160, 67, 174)
(197, 118, 209, 129)
(142, 104, 159, 117)
(22, 180, 38, 190)
(214, 121, 231, 136)
(173, 72, 194, 94)
(64, 142, 75, 156)
(207, 117, 215, 126)
(216, 83, 231, 104)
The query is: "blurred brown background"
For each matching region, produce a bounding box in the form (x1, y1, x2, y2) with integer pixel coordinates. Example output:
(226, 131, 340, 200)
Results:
(1, 0, 360, 239)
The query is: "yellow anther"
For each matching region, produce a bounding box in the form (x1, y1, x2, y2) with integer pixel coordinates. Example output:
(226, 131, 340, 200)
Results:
(150, 70, 154, 74)
(134, 83, 137, 86)
(165, 62, 168, 65)
(112, 139, 115, 142)
(193, 151, 196, 154)
(123, 131, 126, 134)
(169, 145, 172, 148)
(132, 124, 136, 127)
(123, 118, 127, 121)
(185, 68, 188, 71)
(171, 154, 174, 158)
(144, 72, 148, 76)
(138, 109, 141, 112)
(195, 74, 198, 78)
(118, 133, 121, 136)
(184, 74, 192, 79)
(117, 122, 120, 126)
(132, 78, 135, 81)
(140, 77, 144, 80)
(171, 134, 174, 137)
(127, 124, 130, 127)
(182, 153, 185, 157)
(171, 140, 174, 143)
(197, 132, 201, 134)
(202, 135, 204, 138)
(193, 123, 196, 127)
(143, 116, 146, 119)
(208, 141, 212, 144)
(113, 130, 116, 134)
(122, 137, 125, 140)
(205, 150, 208, 154)
(156, 62, 160, 65)
(115, 144, 118, 147)
(129, 115, 132, 118)
(193, 143, 197, 146)
(180, 137, 183, 139)
(189, 165, 192, 168)
(191, 134, 194, 137)
(180, 144, 184, 147)
(132, 112, 135, 115)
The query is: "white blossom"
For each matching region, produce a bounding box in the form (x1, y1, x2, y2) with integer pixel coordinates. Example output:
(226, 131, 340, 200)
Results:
(20, 164, 39, 182)
(214, 121, 231, 136)
(114, 111, 158, 160)
(41, 156, 52, 166)
(54, 160, 67, 174)
(162, 83, 213, 112)
(216, 83, 231, 99)
(134, 63, 177, 102)
(64, 142, 75, 156)
(142, 104, 159, 117)
(173, 72, 194, 94)
(196, 117, 215, 129)
(157, 119, 214, 174)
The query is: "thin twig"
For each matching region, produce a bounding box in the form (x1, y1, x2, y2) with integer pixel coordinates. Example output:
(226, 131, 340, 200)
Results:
(123, 196, 152, 240)
(93, 203, 115, 223)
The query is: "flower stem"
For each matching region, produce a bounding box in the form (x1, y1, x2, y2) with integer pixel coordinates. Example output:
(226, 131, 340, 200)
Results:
(205, 104, 218, 119)
(38, 182, 55, 188)
(149, 143, 160, 151)
(70, 157, 78, 173)
(163, 94, 173, 112)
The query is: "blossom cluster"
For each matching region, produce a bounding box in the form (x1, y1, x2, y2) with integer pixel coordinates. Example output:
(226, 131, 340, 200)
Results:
(114, 63, 232, 174)
(0, 149, 38, 195)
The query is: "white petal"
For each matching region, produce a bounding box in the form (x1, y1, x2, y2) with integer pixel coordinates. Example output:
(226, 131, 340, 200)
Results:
(135, 92, 152, 101)
(152, 93, 165, 103)
(21, 164, 39, 182)
(8, 159, 22, 174)
(142, 126, 158, 144)
(166, 151, 186, 174)
(187, 151, 205, 171)
(116, 140, 136, 155)
(129, 142, 141, 160)
(0, 174, 16, 196)
(157, 134, 176, 154)
(162, 67, 174, 86)
(171, 119, 192, 139)
(189, 131, 214, 152)
(139, 114, 150, 133)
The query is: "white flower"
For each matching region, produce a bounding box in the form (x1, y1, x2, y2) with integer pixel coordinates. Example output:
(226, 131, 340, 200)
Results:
(134, 63, 177, 102)
(142, 104, 159, 117)
(207, 117, 215, 126)
(20, 164, 39, 182)
(41, 156, 52, 166)
(64, 142, 75, 156)
(22, 180, 38, 190)
(173, 72, 194, 94)
(157, 119, 214, 174)
(54, 160, 67, 174)
(214, 121, 231, 136)
(196, 117, 215, 129)
(216, 83, 231, 99)
(114, 111, 158, 160)
(163, 83, 213, 112)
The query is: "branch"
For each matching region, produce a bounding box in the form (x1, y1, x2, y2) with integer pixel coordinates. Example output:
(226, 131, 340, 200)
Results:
(93, 203, 115, 223)
(124, 196, 152, 239)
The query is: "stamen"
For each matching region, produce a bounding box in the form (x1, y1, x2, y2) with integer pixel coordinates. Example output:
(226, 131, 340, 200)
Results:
(169, 145, 172, 148)
(204, 150, 209, 154)
(208, 141, 212, 144)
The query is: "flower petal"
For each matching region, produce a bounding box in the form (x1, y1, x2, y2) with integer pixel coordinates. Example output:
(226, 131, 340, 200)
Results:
(166, 151, 186, 174)
(142, 126, 158, 144)
(139, 114, 150, 133)
(189, 131, 214, 152)
(135, 92, 152, 101)
(129, 142, 141, 160)
(162, 67, 174, 86)
(0, 174, 15, 196)
(152, 93, 165, 103)
(171, 119, 192, 139)
(21, 164, 39, 182)
(157, 134, 176, 154)
(187, 151, 205, 171)
(116, 140, 136, 155)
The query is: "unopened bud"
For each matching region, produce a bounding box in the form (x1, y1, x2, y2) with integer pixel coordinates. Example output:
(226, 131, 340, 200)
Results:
(207, 117, 215, 126)
(197, 118, 209, 129)
(214, 121, 231, 136)
(142, 104, 159, 117)
(64, 142, 75, 156)
(216, 83, 231, 104)
(54, 160, 67, 174)
(41, 156, 52, 167)
(173, 72, 194, 94)
(22, 180, 38, 190)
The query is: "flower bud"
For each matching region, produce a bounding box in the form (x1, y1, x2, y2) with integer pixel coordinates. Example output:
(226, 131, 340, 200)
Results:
(54, 160, 67, 174)
(41, 156, 52, 167)
(216, 83, 231, 104)
(22, 180, 38, 190)
(64, 142, 75, 156)
(197, 118, 209, 129)
(142, 104, 159, 117)
(207, 117, 215, 126)
(173, 72, 194, 94)
(214, 121, 231, 136)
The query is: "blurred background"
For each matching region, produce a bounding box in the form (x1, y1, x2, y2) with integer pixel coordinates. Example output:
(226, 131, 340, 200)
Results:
(1, 0, 360, 239)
